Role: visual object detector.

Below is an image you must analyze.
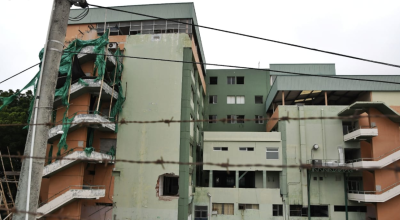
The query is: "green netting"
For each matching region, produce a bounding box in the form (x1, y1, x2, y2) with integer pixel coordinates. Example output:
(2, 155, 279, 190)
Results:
(109, 48, 125, 133)
(84, 128, 94, 157)
(78, 78, 89, 87)
(84, 147, 94, 157)
(0, 49, 44, 130)
(106, 146, 116, 160)
(55, 30, 109, 106)
(48, 145, 53, 164)
(57, 108, 76, 155)
(109, 48, 124, 86)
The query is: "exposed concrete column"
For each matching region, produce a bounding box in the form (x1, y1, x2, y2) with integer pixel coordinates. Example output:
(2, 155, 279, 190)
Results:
(263, 171, 267, 188)
(209, 170, 213, 187)
(15, 1, 71, 220)
(236, 171, 239, 188)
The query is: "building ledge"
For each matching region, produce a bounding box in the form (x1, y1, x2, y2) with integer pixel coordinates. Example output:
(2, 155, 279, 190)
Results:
(348, 182, 400, 203)
(343, 128, 378, 142)
(43, 151, 114, 177)
(48, 114, 115, 142)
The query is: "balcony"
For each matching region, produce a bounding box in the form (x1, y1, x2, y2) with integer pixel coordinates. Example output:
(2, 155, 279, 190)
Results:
(48, 112, 115, 142)
(343, 126, 378, 142)
(53, 79, 118, 107)
(346, 146, 400, 169)
(43, 150, 114, 178)
(348, 181, 400, 203)
(36, 185, 105, 219)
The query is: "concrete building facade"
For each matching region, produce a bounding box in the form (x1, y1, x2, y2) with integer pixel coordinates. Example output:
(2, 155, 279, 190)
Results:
(34, 3, 400, 220)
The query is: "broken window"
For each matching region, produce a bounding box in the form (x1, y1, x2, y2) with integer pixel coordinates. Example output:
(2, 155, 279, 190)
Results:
(273, 204, 283, 216)
(237, 115, 245, 124)
(266, 148, 279, 159)
(255, 115, 264, 124)
(213, 203, 234, 215)
(255, 96, 263, 104)
(209, 95, 217, 104)
(236, 96, 245, 104)
(290, 205, 307, 217)
(210, 77, 218, 85)
(227, 77, 235, 85)
(195, 206, 208, 220)
(238, 204, 259, 210)
(237, 77, 244, 84)
(209, 115, 217, 123)
(162, 176, 179, 196)
(213, 147, 228, 151)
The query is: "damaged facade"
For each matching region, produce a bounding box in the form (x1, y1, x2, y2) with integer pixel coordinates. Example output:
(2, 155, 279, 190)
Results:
(32, 3, 400, 220)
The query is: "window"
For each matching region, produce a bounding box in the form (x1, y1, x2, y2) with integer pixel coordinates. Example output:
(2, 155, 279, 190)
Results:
(255, 96, 263, 104)
(334, 206, 367, 212)
(100, 139, 117, 153)
(227, 115, 237, 124)
(213, 203, 234, 215)
(195, 206, 208, 220)
(237, 77, 244, 84)
(238, 204, 259, 210)
(162, 176, 179, 196)
(227, 96, 235, 104)
(237, 115, 245, 124)
(210, 77, 218, 85)
(236, 96, 245, 104)
(273, 205, 283, 216)
(227, 77, 235, 84)
(214, 147, 228, 151)
(239, 147, 254, 151)
(266, 148, 279, 159)
(290, 205, 305, 217)
(255, 115, 264, 124)
(209, 115, 217, 123)
(290, 205, 329, 217)
(209, 95, 217, 104)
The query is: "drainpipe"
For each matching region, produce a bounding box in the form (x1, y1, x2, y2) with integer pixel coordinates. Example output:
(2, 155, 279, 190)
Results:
(344, 174, 348, 220)
(307, 170, 311, 220)
(207, 193, 212, 219)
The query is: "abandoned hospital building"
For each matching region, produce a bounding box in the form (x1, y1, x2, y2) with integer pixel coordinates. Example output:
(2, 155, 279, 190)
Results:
(27, 3, 400, 220)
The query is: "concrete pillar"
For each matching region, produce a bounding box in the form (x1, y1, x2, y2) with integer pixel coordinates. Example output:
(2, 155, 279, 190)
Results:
(209, 170, 213, 187)
(263, 171, 267, 188)
(236, 171, 239, 188)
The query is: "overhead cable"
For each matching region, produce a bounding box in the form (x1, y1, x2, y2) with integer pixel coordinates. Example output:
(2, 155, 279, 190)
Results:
(88, 4, 400, 69)
(0, 63, 40, 85)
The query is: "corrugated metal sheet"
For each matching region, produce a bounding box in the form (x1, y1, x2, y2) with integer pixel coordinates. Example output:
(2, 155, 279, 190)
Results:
(265, 75, 400, 109)
(270, 64, 336, 76)
(69, 3, 206, 72)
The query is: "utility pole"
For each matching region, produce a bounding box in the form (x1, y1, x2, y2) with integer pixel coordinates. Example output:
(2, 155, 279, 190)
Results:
(14, 1, 73, 219)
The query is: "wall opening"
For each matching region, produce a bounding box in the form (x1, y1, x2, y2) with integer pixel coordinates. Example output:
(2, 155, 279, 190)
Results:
(156, 173, 179, 198)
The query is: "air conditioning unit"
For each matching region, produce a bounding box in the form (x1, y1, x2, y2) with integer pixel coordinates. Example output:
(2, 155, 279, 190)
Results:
(312, 159, 322, 166)
(108, 42, 118, 49)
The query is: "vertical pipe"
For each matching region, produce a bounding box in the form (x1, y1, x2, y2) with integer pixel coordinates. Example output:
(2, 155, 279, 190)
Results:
(235, 171, 239, 188)
(307, 170, 311, 220)
(344, 173, 348, 220)
(209, 170, 213, 188)
(263, 170, 267, 188)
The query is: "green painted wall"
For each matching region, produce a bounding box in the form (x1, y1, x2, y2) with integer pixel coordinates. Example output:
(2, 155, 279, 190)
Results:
(112, 33, 195, 220)
(204, 69, 270, 132)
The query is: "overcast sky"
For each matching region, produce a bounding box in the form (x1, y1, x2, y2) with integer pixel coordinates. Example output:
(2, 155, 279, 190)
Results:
(1, 0, 400, 90)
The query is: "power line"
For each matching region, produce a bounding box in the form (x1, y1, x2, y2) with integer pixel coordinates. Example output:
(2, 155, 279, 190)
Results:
(88, 4, 400, 69)
(69, 51, 400, 86)
(0, 63, 40, 85)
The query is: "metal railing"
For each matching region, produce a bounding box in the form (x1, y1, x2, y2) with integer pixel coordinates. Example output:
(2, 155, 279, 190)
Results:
(306, 159, 347, 167)
(39, 185, 105, 207)
(346, 146, 400, 163)
(348, 180, 400, 195)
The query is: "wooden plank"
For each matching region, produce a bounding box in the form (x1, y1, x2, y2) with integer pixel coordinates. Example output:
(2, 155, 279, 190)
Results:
(3, 171, 20, 176)
(0, 152, 14, 207)
(191, 37, 206, 94)
(6, 147, 18, 188)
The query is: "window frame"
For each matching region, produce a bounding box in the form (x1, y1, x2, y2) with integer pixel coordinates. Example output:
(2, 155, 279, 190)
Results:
(209, 115, 217, 124)
(209, 95, 217, 104)
(255, 115, 264, 124)
(266, 148, 279, 159)
(273, 204, 283, 216)
(213, 147, 228, 151)
(227, 76, 235, 85)
(227, 96, 236, 104)
(237, 115, 245, 124)
(236, 96, 245, 104)
(255, 96, 263, 104)
(239, 147, 254, 151)
(212, 203, 234, 215)
(227, 115, 237, 124)
(210, 77, 218, 85)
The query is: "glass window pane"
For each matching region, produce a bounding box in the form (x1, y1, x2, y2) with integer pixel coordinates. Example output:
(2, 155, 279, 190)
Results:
(227, 96, 235, 104)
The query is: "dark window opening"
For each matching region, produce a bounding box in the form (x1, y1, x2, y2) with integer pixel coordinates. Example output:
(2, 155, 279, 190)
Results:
(319, 177, 323, 181)
(239, 147, 254, 151)
(195, 206, 208, 220)
(213, 171, 235, 188)
(210, 77, 218, 85)
(227, 115, 236, 124)
(237, 77, 244, 84)
(239, 171, 255, 188)
(89, 170, 95, 175)
(209, 115, 217, 123)
(237, 115, 245, 124)
(273, 204, 283, 216)
(290, 205, 328, 217)
(334, 206, 367, 212)
(344, 148, 361, 162)
(163, 176, 179, 196)
(209, 95, 217, 104)
(238, 204, 259, 210)
(313, 177, 318, 181)
(255, 96, 263, 104)
(227, 77, 235, 85)
(96, 203, 113, 206)
(213, 147, 228, 151)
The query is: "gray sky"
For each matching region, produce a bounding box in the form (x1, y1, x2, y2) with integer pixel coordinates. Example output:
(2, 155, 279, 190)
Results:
(1, 0, 400, 90)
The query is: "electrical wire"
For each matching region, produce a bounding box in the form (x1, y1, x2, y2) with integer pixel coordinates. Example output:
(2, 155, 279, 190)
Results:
(67, 51, 400, 86)
(69, 6, 89, 21)
(88, 4, 400, 69)
(0, 63, 40, 85)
